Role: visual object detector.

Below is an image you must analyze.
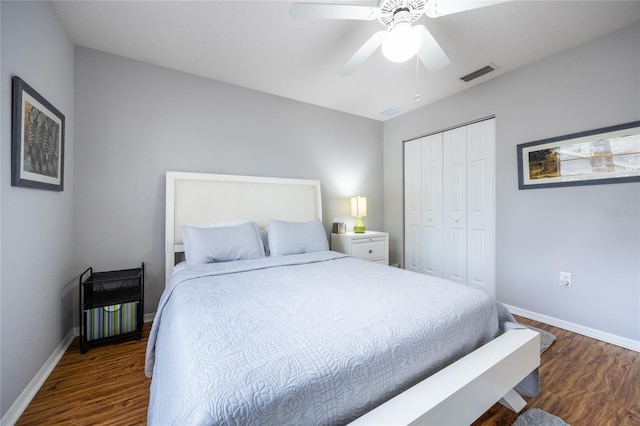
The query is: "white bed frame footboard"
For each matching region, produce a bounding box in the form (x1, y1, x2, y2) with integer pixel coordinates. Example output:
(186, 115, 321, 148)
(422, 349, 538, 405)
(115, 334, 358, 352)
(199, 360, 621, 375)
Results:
(351, 328, 540, 425)
(165, 171, 541, 425)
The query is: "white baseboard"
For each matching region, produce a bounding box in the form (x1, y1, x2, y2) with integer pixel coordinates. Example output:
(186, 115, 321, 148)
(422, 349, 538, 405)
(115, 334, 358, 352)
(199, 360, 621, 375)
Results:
(1, 328, 76, 426)
(1, 315, 156, 426)
(505, 304, 640, 352)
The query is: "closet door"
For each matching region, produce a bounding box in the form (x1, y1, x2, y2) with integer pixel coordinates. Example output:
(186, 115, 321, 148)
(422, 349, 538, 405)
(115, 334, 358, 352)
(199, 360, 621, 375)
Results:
(404, 139, 422, 272)
(420, 133, 443, 276)
(403, 118, 495, 297)
(466, 120, 495, 295)
(442, 127, 467, 285)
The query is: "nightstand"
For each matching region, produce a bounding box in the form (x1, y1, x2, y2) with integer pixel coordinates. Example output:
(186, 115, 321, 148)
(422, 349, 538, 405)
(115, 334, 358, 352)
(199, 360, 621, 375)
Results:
(79, 263, 144, 353)
(331, 231, 389, 265)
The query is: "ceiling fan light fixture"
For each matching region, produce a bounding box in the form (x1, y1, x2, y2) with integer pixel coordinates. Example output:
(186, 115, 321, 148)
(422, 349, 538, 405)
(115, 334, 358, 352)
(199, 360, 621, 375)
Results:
(382, 21, 422, 63)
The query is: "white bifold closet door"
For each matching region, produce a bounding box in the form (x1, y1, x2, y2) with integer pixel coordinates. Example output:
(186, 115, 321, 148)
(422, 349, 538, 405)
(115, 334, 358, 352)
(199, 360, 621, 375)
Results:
(404, 119, 495, 296)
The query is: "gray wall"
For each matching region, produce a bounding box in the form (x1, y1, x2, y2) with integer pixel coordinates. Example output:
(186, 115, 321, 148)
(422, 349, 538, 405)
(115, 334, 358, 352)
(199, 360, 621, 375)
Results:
(383, 23, 640, 341)
(1, 1, 75, 418)
(73, 47, 383, 316)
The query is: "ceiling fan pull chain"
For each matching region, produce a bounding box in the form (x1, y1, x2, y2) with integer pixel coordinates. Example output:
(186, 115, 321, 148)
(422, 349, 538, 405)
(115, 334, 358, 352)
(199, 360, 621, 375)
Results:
(415, 55, 421, 101)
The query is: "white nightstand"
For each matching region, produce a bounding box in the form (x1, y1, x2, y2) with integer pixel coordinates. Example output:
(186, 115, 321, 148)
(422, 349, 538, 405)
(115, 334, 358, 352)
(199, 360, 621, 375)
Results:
(331, 231, 389, 265)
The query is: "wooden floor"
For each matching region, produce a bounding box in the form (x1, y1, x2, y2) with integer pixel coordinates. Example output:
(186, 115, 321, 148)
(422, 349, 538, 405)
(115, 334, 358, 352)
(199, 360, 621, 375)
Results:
(17, 325, 152, 426)
(17, 317, 640, 425)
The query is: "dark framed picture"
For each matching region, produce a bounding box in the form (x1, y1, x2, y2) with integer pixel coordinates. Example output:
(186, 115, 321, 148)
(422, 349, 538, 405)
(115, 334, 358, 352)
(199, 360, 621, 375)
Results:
(12, 76, 65, 191)
(517, 121, 640, 190)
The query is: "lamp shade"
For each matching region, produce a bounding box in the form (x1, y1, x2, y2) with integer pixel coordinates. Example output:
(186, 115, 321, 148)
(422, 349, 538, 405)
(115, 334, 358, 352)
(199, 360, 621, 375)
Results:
(351, 196, 367, 217)
(381, 22, 421, 63)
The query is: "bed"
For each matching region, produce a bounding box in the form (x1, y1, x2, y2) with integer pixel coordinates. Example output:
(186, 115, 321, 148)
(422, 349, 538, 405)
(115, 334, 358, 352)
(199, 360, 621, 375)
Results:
(145, 171, 540, 425)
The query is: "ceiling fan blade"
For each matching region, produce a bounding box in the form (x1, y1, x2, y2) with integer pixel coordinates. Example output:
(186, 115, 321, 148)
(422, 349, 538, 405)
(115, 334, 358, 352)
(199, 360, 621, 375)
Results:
(339, 31, 387, 75)
(289, 3, 380, 20)
(425, 0, 510, 18)
(415, 25, 450, 71)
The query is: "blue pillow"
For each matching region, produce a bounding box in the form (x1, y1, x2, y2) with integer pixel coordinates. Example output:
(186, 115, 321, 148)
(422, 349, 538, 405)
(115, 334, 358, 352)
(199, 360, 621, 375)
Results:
(181, 221, 265, 264)
(267, 219, 329, 256)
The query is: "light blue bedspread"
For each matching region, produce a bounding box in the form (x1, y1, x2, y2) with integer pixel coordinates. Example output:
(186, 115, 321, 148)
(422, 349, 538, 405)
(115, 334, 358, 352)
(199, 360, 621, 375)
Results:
(146, 251, 535, 425)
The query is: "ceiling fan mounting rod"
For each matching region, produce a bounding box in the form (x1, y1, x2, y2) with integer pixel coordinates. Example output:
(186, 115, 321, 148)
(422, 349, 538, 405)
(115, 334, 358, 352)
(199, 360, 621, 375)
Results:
(391, 8, 412, 27)
(378, 0, 425, 26)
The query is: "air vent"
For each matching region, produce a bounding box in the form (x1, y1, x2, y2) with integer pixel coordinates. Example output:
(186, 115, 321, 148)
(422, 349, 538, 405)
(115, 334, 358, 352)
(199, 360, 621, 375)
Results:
(379, 107, 401, 117)
(460, 64, 497, 83)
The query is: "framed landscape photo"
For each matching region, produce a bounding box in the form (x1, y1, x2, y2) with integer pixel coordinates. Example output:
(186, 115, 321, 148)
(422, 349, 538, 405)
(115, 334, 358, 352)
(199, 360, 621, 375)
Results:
(517, 121, 640, 190)
(12, 76, 65, 191)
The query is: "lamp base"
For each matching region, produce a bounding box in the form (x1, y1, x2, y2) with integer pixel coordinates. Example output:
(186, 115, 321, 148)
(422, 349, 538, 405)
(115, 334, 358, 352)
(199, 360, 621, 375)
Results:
(353, 217, 366, 233)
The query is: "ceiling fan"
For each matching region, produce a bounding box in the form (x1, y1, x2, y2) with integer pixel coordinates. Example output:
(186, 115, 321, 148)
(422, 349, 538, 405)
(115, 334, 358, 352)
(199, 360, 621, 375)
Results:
(289, 0, 507, 75)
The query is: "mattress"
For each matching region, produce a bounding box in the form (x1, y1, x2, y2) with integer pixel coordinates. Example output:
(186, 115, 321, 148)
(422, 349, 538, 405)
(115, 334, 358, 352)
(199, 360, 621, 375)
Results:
(145, 251, 519, 425)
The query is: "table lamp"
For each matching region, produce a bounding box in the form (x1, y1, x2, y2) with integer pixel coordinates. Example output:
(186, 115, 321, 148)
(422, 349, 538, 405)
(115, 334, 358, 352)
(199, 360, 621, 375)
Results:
(351, 196, 367, 233)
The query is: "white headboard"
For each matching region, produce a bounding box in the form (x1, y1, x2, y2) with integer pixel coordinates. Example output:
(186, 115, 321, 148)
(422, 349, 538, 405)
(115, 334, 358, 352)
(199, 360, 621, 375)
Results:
(165, 171, 323, 283)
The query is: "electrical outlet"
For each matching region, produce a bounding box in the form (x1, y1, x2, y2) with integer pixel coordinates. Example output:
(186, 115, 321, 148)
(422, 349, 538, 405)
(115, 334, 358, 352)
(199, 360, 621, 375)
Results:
(559, 272, 572, 287)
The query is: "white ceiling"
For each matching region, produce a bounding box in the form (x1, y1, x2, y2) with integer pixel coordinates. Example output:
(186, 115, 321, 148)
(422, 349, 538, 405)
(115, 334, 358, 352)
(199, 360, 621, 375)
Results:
(51, 0, 640, 121)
